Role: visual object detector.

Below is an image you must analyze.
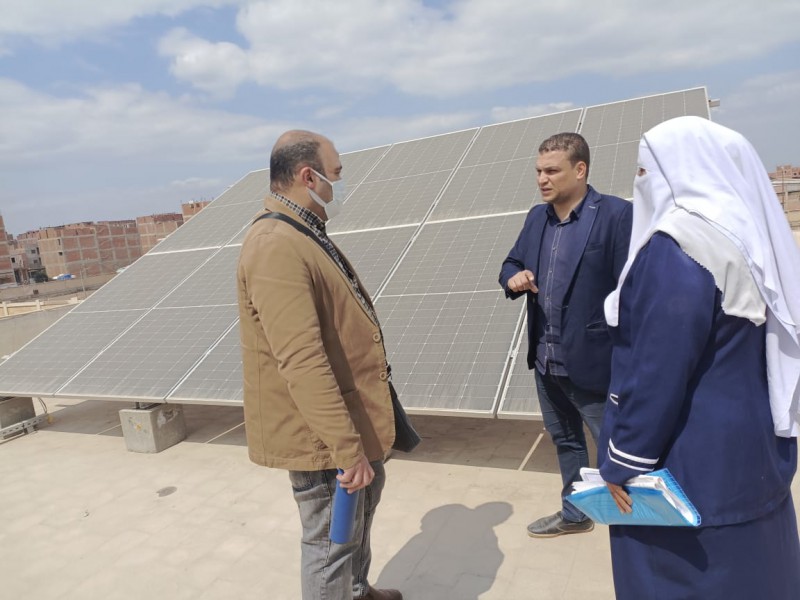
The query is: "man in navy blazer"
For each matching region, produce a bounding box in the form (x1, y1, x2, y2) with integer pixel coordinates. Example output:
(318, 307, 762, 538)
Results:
(499, 132, 632, 537)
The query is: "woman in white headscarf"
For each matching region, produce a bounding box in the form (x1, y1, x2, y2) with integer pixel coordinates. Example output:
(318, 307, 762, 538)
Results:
(597, 116, 800, 599)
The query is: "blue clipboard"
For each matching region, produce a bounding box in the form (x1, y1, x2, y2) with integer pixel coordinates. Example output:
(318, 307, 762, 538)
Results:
(567, 468, 701, 527)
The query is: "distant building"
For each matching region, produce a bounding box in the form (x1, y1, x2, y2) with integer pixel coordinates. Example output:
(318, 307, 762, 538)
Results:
(181, 200, 210, 221)
(136, 213, 184, 254)
(38, 220, 142, 280)
(769, 165, 800, 181)
(770, 164, 800, 233)
(9, 235, 44, 284)
(96, 220, 142, 270)
(0, 215, 15, 285)
(776, 182, 800, 231)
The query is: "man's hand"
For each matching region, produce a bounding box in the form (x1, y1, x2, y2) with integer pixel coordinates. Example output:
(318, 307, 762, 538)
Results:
(508, 269, 538, 293)
(606, 482, 633, 514)
(337, 455, 374, 494)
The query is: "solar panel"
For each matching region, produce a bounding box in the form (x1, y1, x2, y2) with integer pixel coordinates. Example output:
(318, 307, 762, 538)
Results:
(375, 214, 527, 414)
(340, 146, 390, 195)
(329, 171, 454, 232)
(584, 140, 641, 200)
(210, 170, 270, 208)
(73, 249, 216, 312)
(379, 292, 523, 413)
(168, 322, 243, 403)
(152, 198, 263, 252)
(363, 129, 478, 181)
(58, 306, 237, 400)
(330, 226, 417, 296)
(0, 87, 712, 419)
(380, 214, 526, 296)
(581, 88, 709, 199)
(461, 110, 583, 167)
(431, 111, 582, 219)
(159, 246, 240, 308)
(0, 310, 145, 395)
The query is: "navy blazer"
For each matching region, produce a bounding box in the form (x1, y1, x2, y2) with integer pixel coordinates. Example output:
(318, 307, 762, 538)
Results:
(499, 186, 632, 393)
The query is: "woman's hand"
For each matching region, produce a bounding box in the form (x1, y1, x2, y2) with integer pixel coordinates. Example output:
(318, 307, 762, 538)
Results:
(606, 482, 633, 514)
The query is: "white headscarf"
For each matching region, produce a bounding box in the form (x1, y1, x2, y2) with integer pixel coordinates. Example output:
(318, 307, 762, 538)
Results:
(604, 116, 800, 438)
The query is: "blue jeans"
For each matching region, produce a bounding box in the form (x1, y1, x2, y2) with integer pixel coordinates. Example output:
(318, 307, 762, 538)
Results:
(289, 460, 385, 600)
(535, 370, 606, 522)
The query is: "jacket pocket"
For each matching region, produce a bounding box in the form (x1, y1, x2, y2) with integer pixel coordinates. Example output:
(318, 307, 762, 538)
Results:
(585, 320, 608, 336)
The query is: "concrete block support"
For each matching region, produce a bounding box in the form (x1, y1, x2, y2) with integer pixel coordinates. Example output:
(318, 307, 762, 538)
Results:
(119, 404, 186, 453)
(0, 396, 36, 430)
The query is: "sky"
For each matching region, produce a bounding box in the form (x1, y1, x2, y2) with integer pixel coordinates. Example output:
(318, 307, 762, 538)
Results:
(1, 0, 799, 235)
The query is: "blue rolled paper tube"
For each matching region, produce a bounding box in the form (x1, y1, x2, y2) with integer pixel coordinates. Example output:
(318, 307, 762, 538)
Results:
(330, 469, 359, 544)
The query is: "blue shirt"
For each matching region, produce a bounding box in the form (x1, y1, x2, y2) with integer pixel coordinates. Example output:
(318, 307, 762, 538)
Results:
(534, 196, 587, 376)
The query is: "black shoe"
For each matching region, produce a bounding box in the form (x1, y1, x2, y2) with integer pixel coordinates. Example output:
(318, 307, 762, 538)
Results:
(527, 511, 594, 538)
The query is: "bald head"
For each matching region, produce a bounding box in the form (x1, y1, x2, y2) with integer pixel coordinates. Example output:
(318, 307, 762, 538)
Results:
(270, 130, 329, 193)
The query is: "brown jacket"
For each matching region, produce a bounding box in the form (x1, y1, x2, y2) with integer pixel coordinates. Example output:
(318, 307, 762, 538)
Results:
(237, 197, 395, 471)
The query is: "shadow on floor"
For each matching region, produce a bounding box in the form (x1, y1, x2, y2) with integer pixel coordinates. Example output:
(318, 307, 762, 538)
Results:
(376, 501, 513, 599)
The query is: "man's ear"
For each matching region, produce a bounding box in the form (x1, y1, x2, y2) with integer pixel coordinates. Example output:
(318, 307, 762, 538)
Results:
(575, 161, 588, 180)
(299, 166, 314, 187)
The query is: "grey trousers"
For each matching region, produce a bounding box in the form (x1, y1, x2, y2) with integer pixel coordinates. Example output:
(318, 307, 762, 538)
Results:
(288, 460, 386, 600)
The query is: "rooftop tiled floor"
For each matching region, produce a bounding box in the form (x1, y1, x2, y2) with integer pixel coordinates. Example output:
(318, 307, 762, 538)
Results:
(1, 399, 797, 599)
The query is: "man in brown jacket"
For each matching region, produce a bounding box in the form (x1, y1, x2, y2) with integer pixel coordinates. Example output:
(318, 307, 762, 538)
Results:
(237, 130, 401, 600)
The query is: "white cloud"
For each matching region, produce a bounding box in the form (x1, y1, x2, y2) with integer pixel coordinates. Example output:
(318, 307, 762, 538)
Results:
(0, 78, 286, 165)
(158, 0, 800, 98)
(0, 0, 246, 44)
(0, 76, 488, 233)
(0, 78, 281, 233)
(158, 28, 250, 99)
(0, 76, 482, 169)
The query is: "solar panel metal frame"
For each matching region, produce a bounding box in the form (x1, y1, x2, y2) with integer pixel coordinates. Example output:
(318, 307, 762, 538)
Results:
(0, 87, 712, 421)
(495, 316, 542, 419)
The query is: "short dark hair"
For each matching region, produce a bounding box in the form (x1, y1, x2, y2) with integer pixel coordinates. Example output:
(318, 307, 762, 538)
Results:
(538, 133, 590, 177)
(270, 136, 324, 192)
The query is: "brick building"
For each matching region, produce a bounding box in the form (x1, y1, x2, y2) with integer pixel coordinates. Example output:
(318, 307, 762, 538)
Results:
(0, 215, 15, 285)
(770, 164, 800, 233)
(96, 220, 142, 269)
(136, 213, 184, 254)
(38, 220, 142, 279)
(770, 165, 800, 181)
(181, 200, 210, 221)
(9, 235, 44, 284)
(776, 181, 800, 231)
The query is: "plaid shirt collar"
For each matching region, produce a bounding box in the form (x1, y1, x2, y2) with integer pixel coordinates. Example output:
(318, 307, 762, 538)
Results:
(270, 191, 327, 235)
(269, 191, 380, 327)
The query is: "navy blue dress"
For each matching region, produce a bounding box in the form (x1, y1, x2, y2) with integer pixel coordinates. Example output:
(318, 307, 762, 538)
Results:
(598, 233, 800, 599)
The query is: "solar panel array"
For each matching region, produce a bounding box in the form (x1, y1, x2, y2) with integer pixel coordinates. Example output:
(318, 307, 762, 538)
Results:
(0, 88, 710, 418)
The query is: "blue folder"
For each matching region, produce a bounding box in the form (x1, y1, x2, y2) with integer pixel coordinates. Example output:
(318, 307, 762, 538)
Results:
(567, 468, 701, 527)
